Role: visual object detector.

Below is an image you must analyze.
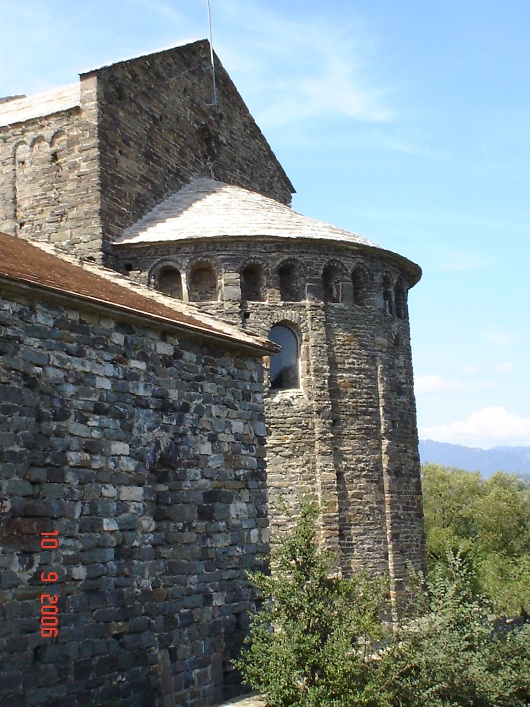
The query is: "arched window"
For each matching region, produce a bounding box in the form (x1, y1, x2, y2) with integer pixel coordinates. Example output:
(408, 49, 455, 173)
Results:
(352, 268, 370, 307)
(269, 325, 300, 390)
(241, 264, 264, 302)
(156, 265, 183, 299)
(322, 264, 343, 303)
(383, 275, 394, 316)
(394, 279, 407, 320)
(189, 263, 218, 302)
(279, 261, 304, 302)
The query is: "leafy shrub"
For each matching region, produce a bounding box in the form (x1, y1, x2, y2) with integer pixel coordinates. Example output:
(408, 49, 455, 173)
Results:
(236, 501, 530, 706)
(233, 502, 391, 706)
(381, 553, 530, 706)
(422, 465, 530, 616)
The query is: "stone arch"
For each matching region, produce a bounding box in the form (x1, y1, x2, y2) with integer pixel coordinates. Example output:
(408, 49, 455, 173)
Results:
(14, 140, 30, 164)
(322, 261, 346, 303)
(394, 278, 407, 320)
(278, 259, 305, 302)
(156, 265, 183, 299)
(50, 131, 67, 167)
(351, 266, 371, 307)
(188, 261, 219, 302)
(382, 274, 395, 316)
(149, 259, 186, 297)
(29, 134, 49, 158)
(268, 323, 301, 390)
(241, 261, 265, 302)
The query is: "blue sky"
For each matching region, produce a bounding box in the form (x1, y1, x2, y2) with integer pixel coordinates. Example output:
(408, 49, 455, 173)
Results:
(2, 0, 529, 448)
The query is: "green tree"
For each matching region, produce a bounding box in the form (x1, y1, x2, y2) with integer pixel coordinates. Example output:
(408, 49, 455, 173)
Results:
(422, 464, 530, 616)
(381, 553, 530, 706)
(233, 502, 391, 706)
(237, 497, 530, 706)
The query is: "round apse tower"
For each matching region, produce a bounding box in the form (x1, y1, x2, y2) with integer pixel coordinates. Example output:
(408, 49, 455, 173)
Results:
(114, 178, 427, 595)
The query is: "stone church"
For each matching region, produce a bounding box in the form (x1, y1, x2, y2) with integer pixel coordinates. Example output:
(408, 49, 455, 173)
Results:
(0, 40, 426, 705)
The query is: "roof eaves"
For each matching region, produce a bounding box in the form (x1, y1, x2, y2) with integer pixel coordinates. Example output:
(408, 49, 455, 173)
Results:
(0, 273, 277, 356)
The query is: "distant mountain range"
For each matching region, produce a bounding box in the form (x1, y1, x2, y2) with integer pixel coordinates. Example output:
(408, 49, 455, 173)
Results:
(419, 440, 530, 478)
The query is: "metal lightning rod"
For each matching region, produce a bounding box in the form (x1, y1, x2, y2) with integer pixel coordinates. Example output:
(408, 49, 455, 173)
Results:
(206, 0, 218, 106)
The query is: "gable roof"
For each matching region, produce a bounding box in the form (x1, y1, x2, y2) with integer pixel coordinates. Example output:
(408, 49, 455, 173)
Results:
(0, 232, 274, 354)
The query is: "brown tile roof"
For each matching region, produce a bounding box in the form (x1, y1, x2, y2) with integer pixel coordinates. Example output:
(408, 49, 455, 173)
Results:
(0, 232, 273, 354)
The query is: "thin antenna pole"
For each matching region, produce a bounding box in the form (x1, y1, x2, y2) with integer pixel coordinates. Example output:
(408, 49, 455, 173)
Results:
(206, 0, 218, 106)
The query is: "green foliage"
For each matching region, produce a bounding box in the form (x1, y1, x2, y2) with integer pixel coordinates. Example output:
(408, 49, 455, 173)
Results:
(422, 464, 530, 616)
(236, 498, 530, 706)
(381, 553, 530, 706)
(233, 502, 390, 706)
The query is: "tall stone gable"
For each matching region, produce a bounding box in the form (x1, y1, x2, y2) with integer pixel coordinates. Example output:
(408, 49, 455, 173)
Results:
(0, 40, 294, 261)
(93, 41, 294, 259)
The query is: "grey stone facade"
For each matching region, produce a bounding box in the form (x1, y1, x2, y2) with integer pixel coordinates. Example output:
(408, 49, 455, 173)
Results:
(0, 39, 426, 705)
(0, 41, 293, 262)
(116, 218, 425, 589)
(0, 234, 270, 705)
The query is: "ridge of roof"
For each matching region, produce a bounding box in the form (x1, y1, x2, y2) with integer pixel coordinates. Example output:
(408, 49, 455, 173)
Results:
(116, 178, 379, 249)
(0, 232, 274, 354)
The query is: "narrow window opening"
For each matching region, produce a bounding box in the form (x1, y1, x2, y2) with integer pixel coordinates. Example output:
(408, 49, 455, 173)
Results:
(269, 325, 300, 390)
(241, 264, 264, 302)
(352, 268, 370, 306)
(156, 266, 183, 299)
(279, 262, 304, 302)
(395, 279, 407, 320)
(323, 264, 343, 303)
(189, 264, 218, 302)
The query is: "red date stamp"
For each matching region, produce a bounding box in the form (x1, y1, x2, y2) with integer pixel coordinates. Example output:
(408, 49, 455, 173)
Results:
(40, 531, 59, 638)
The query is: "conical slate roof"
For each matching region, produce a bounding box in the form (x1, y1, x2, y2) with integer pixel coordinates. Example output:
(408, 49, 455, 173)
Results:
(115, 178, 379, 248)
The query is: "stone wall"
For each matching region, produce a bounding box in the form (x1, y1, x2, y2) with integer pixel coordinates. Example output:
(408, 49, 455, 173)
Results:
(0, 79, 102, 258)
(114, 237, 427, 588)
(0, 287, 268, 706)
(0, 41, 293, 264)
(92, 40, 293, 260)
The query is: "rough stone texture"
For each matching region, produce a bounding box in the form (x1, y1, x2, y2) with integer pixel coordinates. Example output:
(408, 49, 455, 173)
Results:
(0, 39, 427, 704)
(0, 286, 268, 706)
(93, 41, 293, 260)
(0, 41, 292, 266)
(0, 77, 101, 256)
(117, 237, 426, 589)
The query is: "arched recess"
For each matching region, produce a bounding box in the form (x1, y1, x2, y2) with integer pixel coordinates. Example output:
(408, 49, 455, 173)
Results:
(50, 131, 67, 167)
(394, 278, 407, 320)
(322, 262, 345, 303)
(278, 260, 305, 302)
(351, 267, 371, 307)
(156, 265, 183, 299)
(241, 263, 264, 302)
(189, 262, 218, 302)
(268, 324, 300, 390)
(382, 274, 395, 316)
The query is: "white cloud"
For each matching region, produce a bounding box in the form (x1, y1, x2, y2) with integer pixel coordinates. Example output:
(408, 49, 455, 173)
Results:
(493, 362, 514, 372)
(216, 0, 393, 128)
(420, 407, 530, 449)
(415, 374, 461, 394)
(483, 329, 517, 346)
(460, 365, 481, 375)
